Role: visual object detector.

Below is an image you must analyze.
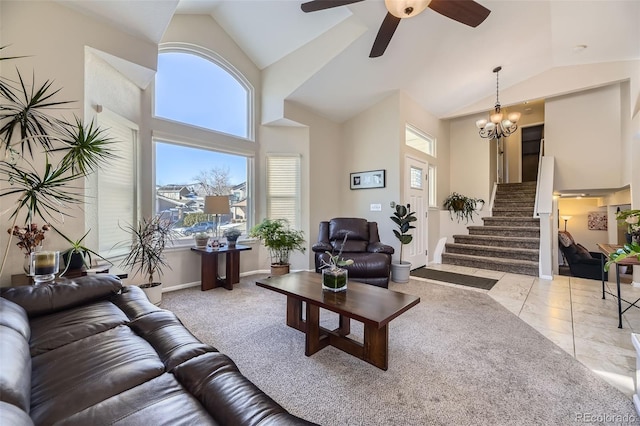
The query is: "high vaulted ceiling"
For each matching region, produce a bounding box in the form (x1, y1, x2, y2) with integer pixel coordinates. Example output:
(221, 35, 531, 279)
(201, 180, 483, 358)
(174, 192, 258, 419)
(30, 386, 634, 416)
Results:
(57, 0, 639, 123)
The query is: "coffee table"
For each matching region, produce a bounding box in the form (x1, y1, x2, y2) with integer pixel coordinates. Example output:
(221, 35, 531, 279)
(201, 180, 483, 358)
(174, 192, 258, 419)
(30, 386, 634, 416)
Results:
(256, 271, 420, 370)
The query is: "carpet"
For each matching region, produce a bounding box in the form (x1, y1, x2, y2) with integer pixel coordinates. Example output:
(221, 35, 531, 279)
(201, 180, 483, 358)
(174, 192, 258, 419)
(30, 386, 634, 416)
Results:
(410, 267, 498, 290)
(161, 276, 637, 425)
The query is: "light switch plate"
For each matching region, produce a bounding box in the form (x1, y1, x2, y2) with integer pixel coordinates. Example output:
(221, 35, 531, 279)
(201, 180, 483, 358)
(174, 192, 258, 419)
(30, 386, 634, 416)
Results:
(370, 203, 382, 211)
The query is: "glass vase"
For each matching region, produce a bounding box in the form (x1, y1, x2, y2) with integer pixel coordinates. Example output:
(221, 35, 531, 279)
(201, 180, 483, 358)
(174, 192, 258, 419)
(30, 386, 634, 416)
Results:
(322, 268, 348, 292)
(30, 251, 60, 285)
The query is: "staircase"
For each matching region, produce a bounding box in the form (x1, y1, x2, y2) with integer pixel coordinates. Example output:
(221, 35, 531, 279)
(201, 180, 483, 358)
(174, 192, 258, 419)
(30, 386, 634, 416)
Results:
(442, 182, 540, 276)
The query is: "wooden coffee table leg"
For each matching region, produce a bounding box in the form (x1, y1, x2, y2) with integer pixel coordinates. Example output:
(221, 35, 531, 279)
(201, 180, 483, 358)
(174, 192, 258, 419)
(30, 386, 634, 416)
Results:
(363, 323, 389, 371)
(337, 315, 350, 336)
(286, 297, 304, 331)
(305, 303, 328, 356)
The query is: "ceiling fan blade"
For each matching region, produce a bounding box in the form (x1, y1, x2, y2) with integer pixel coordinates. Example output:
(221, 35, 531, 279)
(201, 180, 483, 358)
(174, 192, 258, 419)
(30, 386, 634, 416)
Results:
(369, 12, 401, 58)
(301, 0, 365, 13)
(428, 0, 491, 28)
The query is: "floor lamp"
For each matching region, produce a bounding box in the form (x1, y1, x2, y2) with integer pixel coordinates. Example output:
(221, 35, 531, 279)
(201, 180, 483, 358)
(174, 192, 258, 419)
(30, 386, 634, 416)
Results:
(204, 195, 230, 247)
(561, 215, 572, 232)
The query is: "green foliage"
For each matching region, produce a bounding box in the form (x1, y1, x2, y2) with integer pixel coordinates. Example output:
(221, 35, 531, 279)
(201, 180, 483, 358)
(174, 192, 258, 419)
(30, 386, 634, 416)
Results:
(183, 213, 211, 227)
(390, 204, 417, 264)
(118, 216, 177, 285)
(443, 192, 484, 223)
(223, 227, 242, 240)
(249, 218, 305, 265)
(0, 46, 116, 277)
(53, 227, 112, 275)
(320, 233, 354, 271)
(604, 242, 640, 272)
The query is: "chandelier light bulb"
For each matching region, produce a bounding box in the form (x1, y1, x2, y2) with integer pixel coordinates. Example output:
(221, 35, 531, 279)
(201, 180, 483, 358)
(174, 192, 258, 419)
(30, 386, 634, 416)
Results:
(508, 111, 521, 123)
(484, 122, 496, 132)
(490, 112, 502, 123)
(476, 119, 487, 129)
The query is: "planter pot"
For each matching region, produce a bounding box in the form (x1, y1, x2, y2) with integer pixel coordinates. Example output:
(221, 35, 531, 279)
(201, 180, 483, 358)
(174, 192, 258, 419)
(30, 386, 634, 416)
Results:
(391, 261, 411, 283)
(226, 238, 238, 248)
(322, 268, 348, 292)
(194, 236, 209, 249)
(270, 264, 290, 276)
(141, 282, 162, 306)
(63, 251, 85, 271)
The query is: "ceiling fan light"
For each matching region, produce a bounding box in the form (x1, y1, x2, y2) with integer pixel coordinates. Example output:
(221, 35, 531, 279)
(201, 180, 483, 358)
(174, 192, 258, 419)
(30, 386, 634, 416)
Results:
(476, 119, 487, 129)
(384, 0, 431, 18)
(508, 111, 521, 123)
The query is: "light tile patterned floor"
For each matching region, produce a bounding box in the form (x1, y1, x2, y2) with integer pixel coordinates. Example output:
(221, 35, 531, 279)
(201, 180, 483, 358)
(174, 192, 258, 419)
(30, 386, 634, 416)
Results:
(418, 264, 640, 398)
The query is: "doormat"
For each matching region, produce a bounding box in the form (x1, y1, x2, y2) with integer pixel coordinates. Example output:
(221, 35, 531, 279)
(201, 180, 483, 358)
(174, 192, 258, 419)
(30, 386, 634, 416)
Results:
(410, 267, 498, 290)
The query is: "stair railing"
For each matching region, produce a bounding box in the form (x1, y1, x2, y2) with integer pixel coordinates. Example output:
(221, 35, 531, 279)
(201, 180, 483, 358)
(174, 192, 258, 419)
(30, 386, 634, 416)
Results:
(488, 182, 498, 216)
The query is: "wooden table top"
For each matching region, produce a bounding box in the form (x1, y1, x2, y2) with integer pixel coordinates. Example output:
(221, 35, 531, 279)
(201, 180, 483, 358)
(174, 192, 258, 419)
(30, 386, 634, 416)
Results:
(190, 244, 251, 254)
(597, 243, 640, 265)
(256, 271, 420, 328)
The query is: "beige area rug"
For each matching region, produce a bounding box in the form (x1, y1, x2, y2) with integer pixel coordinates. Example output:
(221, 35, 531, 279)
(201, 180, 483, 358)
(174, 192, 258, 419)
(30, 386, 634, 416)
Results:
(161, 274, 638, 425)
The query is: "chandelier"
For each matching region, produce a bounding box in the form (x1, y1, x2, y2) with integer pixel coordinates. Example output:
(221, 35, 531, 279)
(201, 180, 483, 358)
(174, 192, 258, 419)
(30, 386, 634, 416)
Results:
(475, 66, 521, 140)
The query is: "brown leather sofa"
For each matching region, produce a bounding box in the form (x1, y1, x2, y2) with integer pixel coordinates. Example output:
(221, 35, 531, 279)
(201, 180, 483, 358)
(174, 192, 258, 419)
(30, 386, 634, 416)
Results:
(312, 217, 394, 288)
(558, 230, 607, 281)
(0, 275, 314, 426)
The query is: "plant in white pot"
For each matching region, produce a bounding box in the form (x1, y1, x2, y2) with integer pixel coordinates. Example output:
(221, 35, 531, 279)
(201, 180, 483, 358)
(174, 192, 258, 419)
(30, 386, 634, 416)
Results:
(118, 216, 176, 305)
(390, 204, 417, 283)
(249, 218, 305, 275)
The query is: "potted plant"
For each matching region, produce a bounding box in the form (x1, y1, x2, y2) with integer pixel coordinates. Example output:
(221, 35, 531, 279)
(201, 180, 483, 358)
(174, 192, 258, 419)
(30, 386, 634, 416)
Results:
(390, 204, 417, 283)
(249, 218, 305, 275)
(118, 216, 176, 305)
(0, 47, 116, 279)
(223, 227, 242, 247)
(56, 228, 112, 276)
(443, 192, 485, 223)
(319, 233, 353, 292)
(194, 232, 210, 249)
(616, 209, 640, 244)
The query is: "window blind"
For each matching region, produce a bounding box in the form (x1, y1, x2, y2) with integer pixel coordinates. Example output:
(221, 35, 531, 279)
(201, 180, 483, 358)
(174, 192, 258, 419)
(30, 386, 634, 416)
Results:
(96, 111, 138, 257)
(266, 155, 300, 229)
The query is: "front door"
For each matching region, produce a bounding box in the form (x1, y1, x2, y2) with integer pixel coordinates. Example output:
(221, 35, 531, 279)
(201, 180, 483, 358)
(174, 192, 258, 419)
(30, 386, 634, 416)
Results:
(404, 155, 427, 270)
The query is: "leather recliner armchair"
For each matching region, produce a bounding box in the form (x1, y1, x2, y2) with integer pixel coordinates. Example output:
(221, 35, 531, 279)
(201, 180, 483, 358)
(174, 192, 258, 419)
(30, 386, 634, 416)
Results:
(558, 231, 608, 281)
(312, 217, 394, 288)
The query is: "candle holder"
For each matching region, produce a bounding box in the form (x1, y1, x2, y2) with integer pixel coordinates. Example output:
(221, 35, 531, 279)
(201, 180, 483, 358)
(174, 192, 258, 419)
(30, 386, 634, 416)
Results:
(30, 251, 60, 284)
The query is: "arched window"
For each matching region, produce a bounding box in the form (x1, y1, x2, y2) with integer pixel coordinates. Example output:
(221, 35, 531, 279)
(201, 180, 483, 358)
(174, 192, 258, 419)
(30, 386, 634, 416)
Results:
(153, 45, 254, 242)
(155, 49, 251, 139)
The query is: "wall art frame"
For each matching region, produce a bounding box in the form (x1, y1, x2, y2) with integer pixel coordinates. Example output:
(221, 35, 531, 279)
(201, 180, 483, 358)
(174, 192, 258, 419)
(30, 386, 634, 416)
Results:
(350, 169, 385, 190)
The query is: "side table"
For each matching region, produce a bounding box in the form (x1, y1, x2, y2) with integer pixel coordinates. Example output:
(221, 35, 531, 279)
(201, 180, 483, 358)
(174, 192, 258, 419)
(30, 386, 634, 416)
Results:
(598, 243, 640, 328)
(190, 244, 252, 291)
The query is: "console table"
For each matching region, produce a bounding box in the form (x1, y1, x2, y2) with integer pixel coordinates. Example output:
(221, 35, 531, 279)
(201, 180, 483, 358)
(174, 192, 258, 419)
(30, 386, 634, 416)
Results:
(191, 244, 251, 291)
(597, 243, 640, 328)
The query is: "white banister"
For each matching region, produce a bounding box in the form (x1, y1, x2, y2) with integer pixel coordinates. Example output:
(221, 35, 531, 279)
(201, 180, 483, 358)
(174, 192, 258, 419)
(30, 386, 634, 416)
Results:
(535, 155, 555, 279)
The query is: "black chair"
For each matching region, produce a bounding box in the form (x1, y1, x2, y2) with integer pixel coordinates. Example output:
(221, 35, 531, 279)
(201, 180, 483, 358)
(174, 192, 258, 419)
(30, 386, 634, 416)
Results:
(312, 218, 394, 288)
(558, 231, 607, 280)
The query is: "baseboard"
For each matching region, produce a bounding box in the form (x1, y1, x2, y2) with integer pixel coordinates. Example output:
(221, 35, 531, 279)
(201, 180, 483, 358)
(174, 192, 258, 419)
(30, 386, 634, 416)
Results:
(162, 281, 200, 293)
(162, 269, 315, 293)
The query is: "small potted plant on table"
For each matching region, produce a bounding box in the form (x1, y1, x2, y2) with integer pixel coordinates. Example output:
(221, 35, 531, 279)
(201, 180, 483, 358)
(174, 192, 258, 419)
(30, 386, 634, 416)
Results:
(223, 228, 242, 247)
(319, 234, 353, 292)
(194, 232, 209, 249)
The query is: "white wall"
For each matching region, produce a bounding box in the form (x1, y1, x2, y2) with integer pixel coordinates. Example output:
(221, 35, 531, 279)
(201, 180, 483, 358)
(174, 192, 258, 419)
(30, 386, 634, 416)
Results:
(547, 84, 624, 191)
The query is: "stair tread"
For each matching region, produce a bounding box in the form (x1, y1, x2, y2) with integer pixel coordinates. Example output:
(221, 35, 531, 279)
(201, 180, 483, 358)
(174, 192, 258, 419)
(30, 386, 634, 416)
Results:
(445, 243, 538, 254)
(468, 225, 540, 230)
(453, 234, 539, 242)
(442, 252, 539, 266)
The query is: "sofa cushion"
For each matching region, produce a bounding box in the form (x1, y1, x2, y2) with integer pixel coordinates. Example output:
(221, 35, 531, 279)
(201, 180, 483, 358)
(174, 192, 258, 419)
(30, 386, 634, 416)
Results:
(575, 244, 593, 260)
(128, 310, 217, 371)
(30, 325, 165, 425)
(329, 218, 368, 241)
(334, 240, 368, 253)
(558, 231, 574, 248)
(0, 297, 30, 341)
(29, 299, 129, 356)
(0, 275, 122, 318)
(0, 326, 31, 412)
(58, 374, 217, 426)
(0, 401, 33, 426)
(110, 285, 162, 320)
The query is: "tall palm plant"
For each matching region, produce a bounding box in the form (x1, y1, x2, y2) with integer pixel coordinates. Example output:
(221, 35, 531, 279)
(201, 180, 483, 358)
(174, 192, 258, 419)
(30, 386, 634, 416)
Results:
(0, 46, 116, 277)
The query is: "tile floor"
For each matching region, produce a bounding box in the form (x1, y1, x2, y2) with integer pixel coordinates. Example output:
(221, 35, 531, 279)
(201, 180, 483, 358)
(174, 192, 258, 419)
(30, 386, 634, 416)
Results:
(416, 264, 640, 399)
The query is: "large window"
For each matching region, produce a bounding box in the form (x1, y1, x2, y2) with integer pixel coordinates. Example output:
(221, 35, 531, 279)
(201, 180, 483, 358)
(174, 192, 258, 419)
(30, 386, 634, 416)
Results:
(154, 47, 254, 243)
(155, 49, 251, 139)
(155, 141, 249, 242)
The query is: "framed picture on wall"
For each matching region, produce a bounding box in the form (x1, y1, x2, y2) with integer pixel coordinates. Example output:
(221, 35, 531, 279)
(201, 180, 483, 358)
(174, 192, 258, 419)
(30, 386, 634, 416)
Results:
(350, 170, 385, 190)
(587, 211, 607, 230)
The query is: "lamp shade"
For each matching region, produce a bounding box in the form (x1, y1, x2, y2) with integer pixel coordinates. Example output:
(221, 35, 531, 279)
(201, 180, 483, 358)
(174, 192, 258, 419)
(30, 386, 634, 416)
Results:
(204, 195, 230, 215)
(560, 215, 572, 221)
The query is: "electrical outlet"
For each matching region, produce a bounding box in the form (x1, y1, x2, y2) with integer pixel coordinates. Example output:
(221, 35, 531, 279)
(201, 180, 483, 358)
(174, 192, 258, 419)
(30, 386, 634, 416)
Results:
(370, 203, 382, 212)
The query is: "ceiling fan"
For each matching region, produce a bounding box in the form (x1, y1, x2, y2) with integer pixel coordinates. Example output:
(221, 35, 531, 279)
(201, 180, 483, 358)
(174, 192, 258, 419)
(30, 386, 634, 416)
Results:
(301, 0, 491, 58)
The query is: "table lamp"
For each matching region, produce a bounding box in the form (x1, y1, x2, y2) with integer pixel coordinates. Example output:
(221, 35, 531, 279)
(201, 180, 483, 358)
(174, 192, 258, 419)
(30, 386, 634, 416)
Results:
(561, 215, 572, 232)
(204, 195, 230, 247)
